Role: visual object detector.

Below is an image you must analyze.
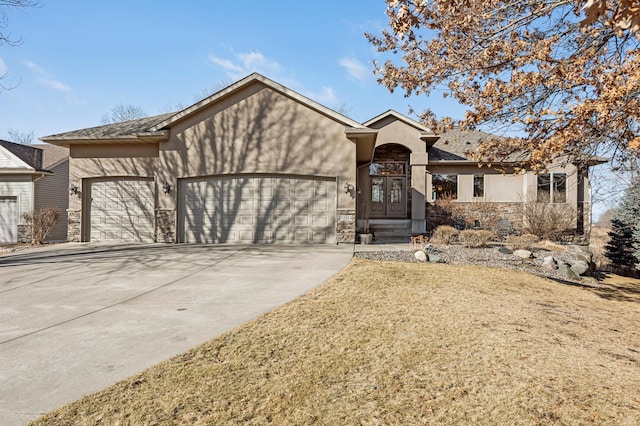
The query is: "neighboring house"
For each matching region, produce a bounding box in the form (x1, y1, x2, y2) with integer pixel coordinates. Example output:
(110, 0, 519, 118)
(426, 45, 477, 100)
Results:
(32, 144, 70, 242)
(0, 140, 69, 243)
(40, 73, 603, 244)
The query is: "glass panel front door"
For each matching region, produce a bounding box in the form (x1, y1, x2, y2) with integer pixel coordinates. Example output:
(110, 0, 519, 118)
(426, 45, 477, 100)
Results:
(370, 176, 406, 218)
(371, 177, 385, 216)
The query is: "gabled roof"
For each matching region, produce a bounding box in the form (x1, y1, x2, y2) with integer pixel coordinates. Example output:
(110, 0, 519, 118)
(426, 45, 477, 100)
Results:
(41, 73, 369, 147)
(0, 139, 45, 172)
(149, 73, 365, 132)
(363, 110, 439, 147)
(363, 109, 433, 133)
(41, 113, 174, 145)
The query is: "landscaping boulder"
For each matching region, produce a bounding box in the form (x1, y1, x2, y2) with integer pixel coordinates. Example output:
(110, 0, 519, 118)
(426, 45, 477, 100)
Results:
(414, 250, 428, 262)
(498, 246, 513, 255)
(542, 256, 558, 271)
(428, 254, 443, 263)
(570, 260, 590, 276)
(513, 249, 533, 259)
(557, 263, 581, 281)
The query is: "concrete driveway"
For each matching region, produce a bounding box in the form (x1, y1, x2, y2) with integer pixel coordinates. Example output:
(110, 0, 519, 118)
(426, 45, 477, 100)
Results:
(0, 243, 354, 425)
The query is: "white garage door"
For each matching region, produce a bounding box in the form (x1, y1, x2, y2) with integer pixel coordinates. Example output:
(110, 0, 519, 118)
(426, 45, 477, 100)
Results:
(180, 175, 336, 244)
(0, 196, 18, 243)
(88, 178, 155, 242)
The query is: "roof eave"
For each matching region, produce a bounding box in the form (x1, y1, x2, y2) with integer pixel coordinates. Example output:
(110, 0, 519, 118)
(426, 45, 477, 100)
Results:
(364, 110, 434, 133)
(345, 128, 378, 164)
(420, 132, 440, 147)
(0, 168, 52, 175)
(41, 132, 166, 146)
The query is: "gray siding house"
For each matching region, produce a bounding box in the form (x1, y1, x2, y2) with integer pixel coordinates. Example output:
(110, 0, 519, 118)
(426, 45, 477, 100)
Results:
(0, 140, 69, 243)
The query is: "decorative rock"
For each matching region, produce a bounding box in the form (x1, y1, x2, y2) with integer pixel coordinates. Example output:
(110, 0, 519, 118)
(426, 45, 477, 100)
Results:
(428, 254, 443, 263)
(557, 263, 581, 281)
(498, 247, 513, 255)
(542, 256, 558, 271)
(570, 260, 590, 276)
(513, 249, 533, 259)
(414, 250, 428, 262)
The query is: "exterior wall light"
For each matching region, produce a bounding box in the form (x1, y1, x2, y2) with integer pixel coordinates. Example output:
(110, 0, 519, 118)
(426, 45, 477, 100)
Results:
(162, 182, 172, 194)
(343, 182, 354, 193)
(69, 184, 79, 196)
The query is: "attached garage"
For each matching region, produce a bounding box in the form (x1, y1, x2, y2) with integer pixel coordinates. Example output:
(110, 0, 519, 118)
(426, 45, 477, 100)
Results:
(179, 174, 336, 244)
(0, 196, 19, 243)
(86, 178, 155, 242)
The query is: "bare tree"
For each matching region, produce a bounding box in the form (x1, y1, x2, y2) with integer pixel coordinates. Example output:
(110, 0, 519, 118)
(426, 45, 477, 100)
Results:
(100, 103, 147, 125)
(1, 0, 40, 90)
(367, 1, 640, 171)
(0, 0, 39, 47)
(7, 127, 34, 144)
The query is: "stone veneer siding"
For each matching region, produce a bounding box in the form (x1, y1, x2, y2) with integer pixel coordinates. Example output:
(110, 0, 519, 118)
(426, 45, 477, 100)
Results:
(426, 201, 524, 232)
(67, 209, 81, 242)
(17, 224, 31, 243)
(156, 209, 175, 243)
(336, 209, 356, 243)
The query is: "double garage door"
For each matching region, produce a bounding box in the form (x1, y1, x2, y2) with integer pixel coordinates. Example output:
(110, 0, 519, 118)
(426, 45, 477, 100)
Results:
(87, 178, 155, 242)
(180, 175, 336, 244)
(85, 175, 336, 244)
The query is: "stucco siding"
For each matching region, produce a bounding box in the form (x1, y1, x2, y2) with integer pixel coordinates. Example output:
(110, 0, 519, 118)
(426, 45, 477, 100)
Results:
(0, 176, 34, 224)
(34, 159, 69, 241)
(159, 83, 356, 213)
(372, 119, 425, 153)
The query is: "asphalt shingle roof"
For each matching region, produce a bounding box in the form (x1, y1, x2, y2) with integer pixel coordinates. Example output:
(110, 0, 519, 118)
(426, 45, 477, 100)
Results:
(41, 113, 175, 141)
(0, 139, 44, 170)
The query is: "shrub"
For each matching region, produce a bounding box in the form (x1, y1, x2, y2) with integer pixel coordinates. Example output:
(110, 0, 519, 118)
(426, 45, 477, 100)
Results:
(22, 207, 60, 245)
(459, 230, 495, 248)
(432, 225, 458, 244)
(522, 192, 575, 240)
(506, 233, 539, 251)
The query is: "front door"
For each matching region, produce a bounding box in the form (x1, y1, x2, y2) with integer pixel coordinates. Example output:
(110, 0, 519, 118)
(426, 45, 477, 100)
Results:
(371, 176, 407, 218)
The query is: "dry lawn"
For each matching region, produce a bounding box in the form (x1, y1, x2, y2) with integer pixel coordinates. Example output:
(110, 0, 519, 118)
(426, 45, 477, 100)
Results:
(33, 259, 640, 425)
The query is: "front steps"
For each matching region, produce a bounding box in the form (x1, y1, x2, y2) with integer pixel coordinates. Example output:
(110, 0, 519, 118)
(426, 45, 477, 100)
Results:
(367, 219, 412, 243)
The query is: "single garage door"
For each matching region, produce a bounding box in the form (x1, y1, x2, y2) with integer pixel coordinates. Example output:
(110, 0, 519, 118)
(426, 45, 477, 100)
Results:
(180, 175, 336, 244)
(0, 196, 18, 243)
(88, 178, 155, 242)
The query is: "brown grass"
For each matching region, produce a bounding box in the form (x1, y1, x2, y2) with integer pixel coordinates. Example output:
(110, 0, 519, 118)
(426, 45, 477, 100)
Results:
(33, 260, 640, 425)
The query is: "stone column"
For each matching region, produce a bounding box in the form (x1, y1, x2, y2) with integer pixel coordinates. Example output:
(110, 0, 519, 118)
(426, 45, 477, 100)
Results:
(67, 209, 82, 242)
(156, 209, 176, 243)
(336, 209, 356, 244)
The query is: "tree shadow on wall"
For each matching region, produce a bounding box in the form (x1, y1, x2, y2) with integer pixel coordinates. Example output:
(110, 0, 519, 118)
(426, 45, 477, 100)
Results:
(175, 89, 339, 244)
(79, 88, 342, 244)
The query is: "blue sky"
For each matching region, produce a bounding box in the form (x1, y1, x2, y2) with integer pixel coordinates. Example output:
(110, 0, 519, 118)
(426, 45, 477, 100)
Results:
(0, 1, 466, 141)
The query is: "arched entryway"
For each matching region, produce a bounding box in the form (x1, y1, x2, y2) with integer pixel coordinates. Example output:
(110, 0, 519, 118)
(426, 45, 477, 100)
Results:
(369, 144, 411, 219)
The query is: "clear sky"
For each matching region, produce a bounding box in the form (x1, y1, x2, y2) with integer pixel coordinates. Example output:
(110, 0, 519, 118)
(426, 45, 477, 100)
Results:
(0, 0, 466, 141)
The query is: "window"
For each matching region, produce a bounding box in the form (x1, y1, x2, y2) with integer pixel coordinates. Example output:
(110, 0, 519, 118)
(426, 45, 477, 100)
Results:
(432, 174, 458, 200)
(537, 173, 566, 203)
(369, 162, 405, 175)
(553, 173, 566, 203)
(473, 174, 484, 198)
(537, 173, 551, 202)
